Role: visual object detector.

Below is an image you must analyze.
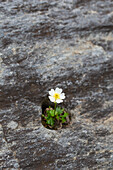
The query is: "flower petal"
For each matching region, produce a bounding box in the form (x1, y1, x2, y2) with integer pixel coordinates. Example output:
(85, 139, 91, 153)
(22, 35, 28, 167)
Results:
(60, 93, 65, 99)
(55, 87, 62, 94)
(49, 89, 55, 96)
(49, 96, 55, 102)
(56, 99, 63, 103)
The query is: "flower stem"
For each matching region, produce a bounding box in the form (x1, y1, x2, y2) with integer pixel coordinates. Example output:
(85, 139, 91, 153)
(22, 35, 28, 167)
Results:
(54, 102, 57, 112)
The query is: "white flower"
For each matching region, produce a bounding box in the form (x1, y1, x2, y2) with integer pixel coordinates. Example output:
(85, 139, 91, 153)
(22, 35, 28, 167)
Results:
(48, 87, 65, 103)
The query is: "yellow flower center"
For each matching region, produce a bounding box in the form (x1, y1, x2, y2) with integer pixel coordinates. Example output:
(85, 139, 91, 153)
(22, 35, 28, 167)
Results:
(53, 93, 60, 100)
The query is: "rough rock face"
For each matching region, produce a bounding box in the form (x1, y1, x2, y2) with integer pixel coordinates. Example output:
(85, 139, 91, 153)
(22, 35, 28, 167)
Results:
(0, 0, 113, 169)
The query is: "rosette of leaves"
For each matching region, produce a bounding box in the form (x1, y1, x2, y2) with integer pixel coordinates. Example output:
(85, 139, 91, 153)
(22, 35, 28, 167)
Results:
(42, 106, 69, 129)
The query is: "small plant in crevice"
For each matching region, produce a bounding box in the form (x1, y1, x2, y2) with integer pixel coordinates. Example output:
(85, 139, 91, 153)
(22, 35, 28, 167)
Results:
(42, 88, 70, 130)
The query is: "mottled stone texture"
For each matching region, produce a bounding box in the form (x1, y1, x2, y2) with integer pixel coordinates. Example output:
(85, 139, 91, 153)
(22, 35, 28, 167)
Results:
(0, 0, 113, 169)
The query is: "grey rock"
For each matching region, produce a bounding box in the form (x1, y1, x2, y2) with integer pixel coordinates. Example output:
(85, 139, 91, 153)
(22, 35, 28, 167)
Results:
(7, 121, 18, 130)
(0, 0, 113, 169)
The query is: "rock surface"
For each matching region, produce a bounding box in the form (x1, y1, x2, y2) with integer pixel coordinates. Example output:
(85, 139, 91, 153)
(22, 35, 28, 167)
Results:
(0, 0, 113, 169)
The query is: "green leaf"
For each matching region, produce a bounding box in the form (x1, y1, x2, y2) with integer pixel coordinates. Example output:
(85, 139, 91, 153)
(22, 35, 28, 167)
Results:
(55, 111, 58, 116)
(61, 108, 64, 112)
(42, 114, 48, 119)
(56, 107, 63, 115)
(61, 118, 66, 123)
(47, 119, 51, 125)
(47, 118, 54, 126)
(50, 110, 55, 117)
(56, 115, 60, 120)
(63, 112, 69, 118)
(46, 110, 50, 114)
(50, 118, 54, 126)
